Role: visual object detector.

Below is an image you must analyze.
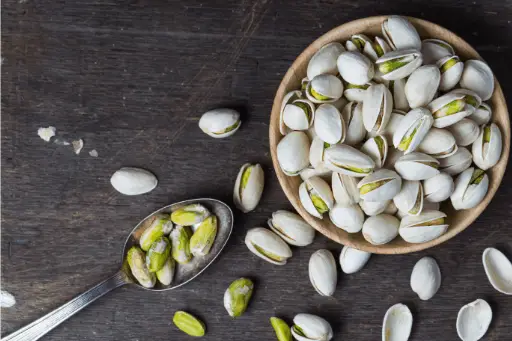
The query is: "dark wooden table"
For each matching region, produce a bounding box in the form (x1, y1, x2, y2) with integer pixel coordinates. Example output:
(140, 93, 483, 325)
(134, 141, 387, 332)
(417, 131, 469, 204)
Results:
(2, 1, 512, 340)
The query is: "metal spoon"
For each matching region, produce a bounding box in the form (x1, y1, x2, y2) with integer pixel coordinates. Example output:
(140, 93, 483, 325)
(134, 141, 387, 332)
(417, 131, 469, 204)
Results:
(3, 198, 234, 341)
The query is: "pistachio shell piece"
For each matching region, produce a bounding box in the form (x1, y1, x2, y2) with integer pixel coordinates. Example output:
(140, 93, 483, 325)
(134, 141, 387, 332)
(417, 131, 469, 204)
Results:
(283, 99, 315, 131)
(423, 172, 454, 203)
(399, 210, 448, 243)
(173, 311, 206, 337)
(362, 214, 400, 245)
(270, 317, 292, 341)
(361, 135, 388, 168)
(410, 257, 441, 300)
(437, 55, 463, 91)
(245, 227, 292, 265)
(280, 91, 302, 135)
(309, 249, 337, 296)
(198, 108, 241, 138)
(469, 102, 492, 126)
(292, 314, 333, 341)
(393, 180, 424, 216)
(450, 167, 489, 210)
(224, 277, 254, 318)
(268, 210, 315, 247)
(472, 122, 502, 170)
(376, 49, 422, 80)
(460, 59, 495, 101)
(332, 172, 360, 205)
(308, 137, 326, 168)
(189, 215, 218, 257)
(329, 203, 365, 233)
(394, 152, 440, 181)
(389, 78, 409, 111)
(382, 15, 421, 50)
(382, 303, 413, 341)
(393, 107, 434, 154)
(421, 39, 454, 65)
(156, 257, 175, 285)
(146, 236, 171, 272)
(358, 169, 402, 202)
(314, 104, 346, 144)
(140, 214, 173, 251)
(170, 225, 192, 264)
(456, 299, 492, 341)
(306, 74, 344, 104)
(307, 42, 346, 80)
(418, 128, 458, 159)
(428, 92, 471, 128)
(299, 176, 334, 218)
(438, 146, 472, 175)
(339, 245, 371, 274)
(324, 144, 375, 177)
(405, 65, 440, 108)
(482, 247, 512, 295)
(277, 131, 311, 176)
(110, 167, 157, 196)
(447, 118, 480, 146)
(360, 199, 391, 216)
(126, 246, 156, 288)
(337, 51, 375, 85)
(345, 34, 372, 52)
(234, 163, 265, 212)
(362, 83, 393, 133)
(341, 102, 366, 145)
(171, 204, 210, 226)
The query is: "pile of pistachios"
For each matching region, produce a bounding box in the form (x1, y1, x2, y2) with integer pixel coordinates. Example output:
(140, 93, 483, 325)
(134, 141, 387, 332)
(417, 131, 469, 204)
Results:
(126, 204, 218, 288)
(276, 15, 503, 246)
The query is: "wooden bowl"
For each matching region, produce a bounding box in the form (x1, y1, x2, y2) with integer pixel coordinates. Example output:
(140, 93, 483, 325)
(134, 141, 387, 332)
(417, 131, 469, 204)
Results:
(269, 16, 510, 254)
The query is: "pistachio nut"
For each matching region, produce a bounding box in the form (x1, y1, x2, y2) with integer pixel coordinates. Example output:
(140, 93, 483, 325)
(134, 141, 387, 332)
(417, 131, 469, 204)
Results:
(437, 55, 463, 91)
(282, 99, 316, 131)
(447, 118, 480, 147)
(110, 167, 158, 196)
(450, 167, 489, 210)
(331, 172, 360, 205)
(469, 102, 492, 126)
(245, 227, 292, 265)
(268, 210, 315, 247)
(362, 214, 400, 245)
(126, 246, 156, 288)
(460, 59, 495, 101)
(171, 204, 210, 226)
(375, 49, 422, 80)
(418, 128, 458, 158)
(365, 36, 392, 61)
(428, 92, 471, 128)
(233, 163, 265, 212)
(423, 172, 454, 203)
(394, 152, 440, 181)
(450, 88, 482, 113)
(300, 166, 332, 181)
(389, 78, 409, 112)
(170, 225, 192, 264)
(270, 317, 292, 341)
(359, 199, 391, 216)
(279, 90, 302, 135)
(421, 38, 454, 65)
(380, 111, 405, 142)
(337, 51, 375, 85)
(344, 82, 373, 103)
(291, 313, 333, 341)
(140, 214, 173, 251)
(362, 83, 393, 133)
(382, 303, 413, 341)
(307, 42, 346, 80)
(392, 107, 434, 154)
(299, 176, 334, 218)
(405, 65, 441, 108)
(393, 180, 424, 216)
(309, 249, 337, 296)
(357, 169, 402, 202)
(472, 122, 503, 170)
(399, 200, 439, 219)
(305, 74, 344, 104)
(345, 34, 372, 53)
(224, 277, 254, 318)
(438, 146, 472, 175)
(399, 210, 449, 243)
(190, 215, 218, 257)
(339, 245, 371, 274)
(198, 108, 241, 138)
(329, 203, 365, 233)
(341, 101, 366, 145)
(456, 299, 493, 341)
(382, 15, 421, 50)
(156, 257, 175, 286)
(410, 256, 441, 300)
(482, 247, 512, 295)
(314, 104, 346, 144)
(277, 131, 311, 176)
(360, 135, 388, 168)
(324, 144, 375, 177)
(146, 236, 171, 272)
(173, 311, 206, 337)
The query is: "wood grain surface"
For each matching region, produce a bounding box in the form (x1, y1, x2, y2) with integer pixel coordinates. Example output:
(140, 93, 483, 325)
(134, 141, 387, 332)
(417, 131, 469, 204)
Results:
(2, 1, 512, 340)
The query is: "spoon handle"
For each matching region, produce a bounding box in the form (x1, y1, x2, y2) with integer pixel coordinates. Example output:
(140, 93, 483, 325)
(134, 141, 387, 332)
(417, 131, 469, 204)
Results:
(3, 270, 128, 341)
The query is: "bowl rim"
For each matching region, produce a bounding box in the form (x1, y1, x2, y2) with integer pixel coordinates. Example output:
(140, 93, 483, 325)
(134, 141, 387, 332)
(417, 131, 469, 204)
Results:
(269, 15, 510, 254)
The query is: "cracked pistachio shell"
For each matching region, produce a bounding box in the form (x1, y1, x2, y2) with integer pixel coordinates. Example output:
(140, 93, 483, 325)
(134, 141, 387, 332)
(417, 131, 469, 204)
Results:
(364, 36, 392, 61)
(389, 78, 409, 112)
(198, 108, 241, 138)
(460, 60, 495, 101)
(156, 257, 175, 286)
(472, 122, 502, 170)
(332, 172, 360, 205)
(394, 152, 440, 181)
(423, 172, 454, 203)
(382, 303, 413, 341)
(224, 277, 254, 318)
(358, 169, 402, 202)
(190, 215, 218, 257)
(277, 131, 310, 176)
(363, 84, 393, 133)
(469, 102, 492, 126)
(173, 311, 206, 337)
(292, 314, 333, 341)
(307, 42, 346, 80)
(339, 245, 371, 274)
(393, 107, 434, 154)
(280, 90, 302, 135)
(270, 317, 292, 341)
(437, 55, 463, 91)
(410, 257, 441, 300)
(450, 88, 482, 114)
(245, 227, 292, 265)
(362, 214, 400, 245)
(382, 15, 421, 50)
(446, 118, 479, 146)
(399, 210, 448, 243)
(309, 249, 337, 296)
(429, 93, 471, 128)
(300, 166, 332, 181)
(309, 136, 329, 169)
(450, 167, 489, 210)
(111, 167, 157, 196)
(361, 135, 388, 168)
(171, 204, 210, 226)
(393, 180, 424, 216)
(482, 247, 512, 295)
(360, 199, 391, 216)
(438, 147, 472, 175)
(457, 299, 493, 341)
(324, 144, 375, 177)
(344, 82, 373, 103)
(418, 128, 458, 158)
(170, 225, 192, 264)
(299, 176, 334, 219)
(345, 33, 372, 52)
(341, 101, 366, 145)
(140, 214, 173, 251)
(306, 74, 344, 104)
(337, 51, 375, 85)
(421, 39, 454, 64)
(405, 65, 441, 108)
(314, 104, 346, 144)
(329, 203, 364, 233)
(268, 210, 315, 247)
(380, 111, 405, 141)
(126, 246, 156, 288)
(376, 49, 422, 80)
(146, 236, 171, 272)
(234, 163, 264, 212)
(283, 99, 315, 131)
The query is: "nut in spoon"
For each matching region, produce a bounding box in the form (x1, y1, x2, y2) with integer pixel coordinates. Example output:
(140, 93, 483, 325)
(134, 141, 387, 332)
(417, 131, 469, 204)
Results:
(3, 198, 234, 341)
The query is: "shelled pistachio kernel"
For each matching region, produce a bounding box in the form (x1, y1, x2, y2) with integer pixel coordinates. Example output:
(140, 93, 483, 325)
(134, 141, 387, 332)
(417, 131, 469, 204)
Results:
(139, 214, 173, 251)
(126, 246, 156, 288)
(190, 215, 218, 257)
(170, 204, 209, 226)
(173, 311, 206, 337)
(170, 225, 192, 264)
(270, 317, 292, 341)
(146, 236, 171, 272)
(224, 277, 254, 317)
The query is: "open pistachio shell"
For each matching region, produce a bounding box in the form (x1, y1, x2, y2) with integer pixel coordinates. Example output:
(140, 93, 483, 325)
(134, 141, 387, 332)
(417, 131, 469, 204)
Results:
(245, 227, 292, 265)
(329, 203, 365, 233)
(389, 78, 409, 112)
(393, 180, 424, 216)
(358, 169, 402, 202)
(421, 39, 454, 65)
(339, 245, 371, 274)
(341, 102, 366, 145)
(456, 299, 492, 341)
(392, 108, 433, 154)
(306, 74, 344, 104)
(410, 257, 441, 300)
(309, 249, 337, 296)
(382, 15, 421, 50)
(309, 136, 329, 169)
(437, 55, 463, 91)
(345, 34, 372, 52)
(450, 167, 489, 210)
(314, 104, 346, 144)
(280, 91, 303, 135)
(198, 108, 241, 138)
(447, 118, 480, 146)
(418, 128, 458, 159)
(277, 131, 310, 176)
(291, 314, 333, 341)
(438, 146, 472, 175)
(365, 36, 392, 61)
(307, 42, 346, 80)
(233, 163, 265, 212)
(423, 172, 454, 203)
(362, 83, 393, 134)
(394, 152, 440, 181)
(469, 102, 492, 126)
(460, 59, 495, 101)
(360, 199, 391, 216)
(324, 144, 375, 177)
(332, 172, 360, 205)
(382, 303, 413, 341)
(360, 135, 388, 168)
(299, 176, 334, 219)
(399, 210, 448, 243)
(268, 210, 315, 247)
(362, 214, 399, 245)
(450, 88, 482, 114)
(482, 247, 512, 295)
(405, 65, 440, 108)
(472, 122, 502, 170)
(283, 99, 315, 131)
(337, 51, 375, 85)
(429, 92, 471, 128)
(376, 49, 422, 80)
(344, 82, 373, 103)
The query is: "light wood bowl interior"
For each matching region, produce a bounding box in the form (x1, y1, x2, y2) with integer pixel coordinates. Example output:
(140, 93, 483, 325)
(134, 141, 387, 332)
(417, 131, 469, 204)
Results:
(269, 16, 510, 254)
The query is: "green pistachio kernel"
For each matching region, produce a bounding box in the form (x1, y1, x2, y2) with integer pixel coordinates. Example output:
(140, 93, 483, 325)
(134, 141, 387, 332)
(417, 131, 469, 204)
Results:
(241, 166, 253, 190)
(433, 99, 465, 118)
(170, 225, 192, 264)
(146, 236, 171, 272)
(374, 136, 385, 160)
(373, 42, 384, 57)
(470, 168, 485, 185)
(310, 194, 329, 214)
(431, 145, 456, 158)
(225, 278, 254, 318)
(292, 325, 306, 337)
(483, 126, 491, 143)
(171, 204, 209, 226)
(331, 161, 372, 174)
(214, 120, 240, 135)
(126, 246, 156, 288)
(409, 186, 423, 215)
(417, 161, 439, 169)
(310, 87, 331, 101)
(252, 243, 285, 262)
(378, 56, 413, 74)
(173, 311, 206, 337)
(440, 57, 460, 73)
(189, 215, 218, 257)
(465, 95, 479, 107)
(433, 40, 452, 50)
(156, 257, 175, 286)
(139, 214, 172, 251)
(352, 37, 366, 50)
(359, 179, 392, 195)
(399, 127, 418, 151)
(412, 217, 445, 227)
(270, 317, 292, 341)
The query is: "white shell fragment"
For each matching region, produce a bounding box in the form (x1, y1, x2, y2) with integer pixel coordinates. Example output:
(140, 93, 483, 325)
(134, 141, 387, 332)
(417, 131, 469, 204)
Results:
(362, 214, 399, 245)
(450, 167, 489, 210)
(268, 210, 315, 247)
(421, 39, 454, 64)
(405, 65, 440, 108)
(456, 299, 493, 341)
(324, 144, 375, 177)
(437, 55, 464, 91)
(399, 210, 448, 243)
(199, 108, 241, 138)
(110, 167, 158, 195)
(245, 227, 292, 265)
(233, 163, 265, 213)
(307, 42, 346, 80)
(292, 313, 333, 341)
(0, 290, 16, 308)
(299, 176, 334, 219)
(89, 149, 98, 157)
(339, 245, 371, 274)
(482, 247, 512, 295)
(423, 172, 454, 203)
(277, 131, 311, 176)
(314, 104, 345, 144)
(447, 118, 480, 147)
(410, 257, 441, 300)
(309, 249, 337, 296)
(37, 126, 56, 142)
(337, 51, 375, 85)
(382, 15, 421, 50)
(72, 139, 84, 155)
(382, 303, 413, 341)
(341, 101, 366, 145)
(329, 203, 365, 233)
(472, 122, 503, 170)
(460, 59, 495, 101)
